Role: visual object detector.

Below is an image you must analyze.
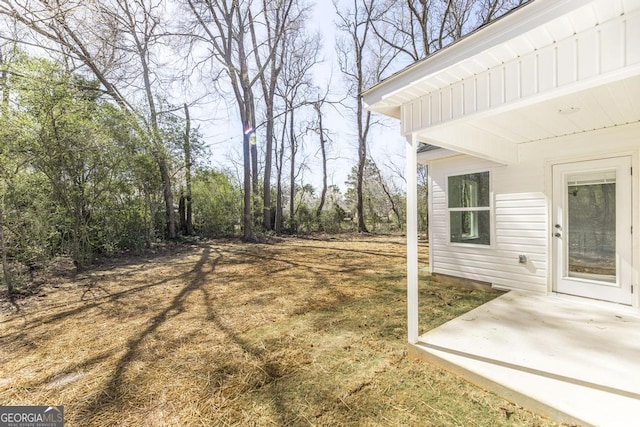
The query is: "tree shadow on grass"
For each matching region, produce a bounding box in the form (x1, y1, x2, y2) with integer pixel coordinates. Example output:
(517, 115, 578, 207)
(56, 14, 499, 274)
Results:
(76, 245, 221, 423)
(3, 238, 413, 425)
(0, 259, 210, 342)
(75, 243, 314, 426)
(1, 291, 21, 312)
(199, 283, 312, 426)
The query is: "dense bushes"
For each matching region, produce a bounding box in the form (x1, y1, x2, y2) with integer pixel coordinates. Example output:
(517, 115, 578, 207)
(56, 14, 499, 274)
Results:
(191, 170, 241, 237)
(0, 55, 408, 294)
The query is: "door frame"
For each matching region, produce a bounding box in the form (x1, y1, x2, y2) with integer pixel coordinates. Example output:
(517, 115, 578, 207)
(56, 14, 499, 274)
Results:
(548, 153, 639, 308)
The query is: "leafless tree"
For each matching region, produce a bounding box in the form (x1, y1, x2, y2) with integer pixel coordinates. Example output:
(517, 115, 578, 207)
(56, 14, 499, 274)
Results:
(0, 43, 11, 293)
(310, 84, 343, 227)
(250, 0, 310, 230)
(373, 0, 529, 62)
(0, 205, 9, 293)
(109, 0, 179, 239)
(313, 99, 328, 224)
(184, 0, 253, 240)
(335, 0, 398, 233)
(184, 0, 295, 240)
(271, 23, 319, 233)
(370, 0, 445, 61)
(180, 103, 194, 235)
(274, 104, 288, 234)
(478, 0, 529, 24)
(417, 163, 429, 237)
(364, 0, 527, 236)
(0, 0, 182, 239)
(370, 157, 403, 230)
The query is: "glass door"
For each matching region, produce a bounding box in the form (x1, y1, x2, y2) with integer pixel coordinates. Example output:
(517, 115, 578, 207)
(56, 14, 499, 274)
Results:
(552, 157, 633, 305)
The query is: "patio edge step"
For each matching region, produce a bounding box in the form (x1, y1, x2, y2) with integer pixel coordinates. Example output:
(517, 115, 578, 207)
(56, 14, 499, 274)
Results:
(408, 342, 592, 427)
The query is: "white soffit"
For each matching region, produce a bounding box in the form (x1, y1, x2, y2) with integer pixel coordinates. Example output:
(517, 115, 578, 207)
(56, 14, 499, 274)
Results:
(417, 73, 640, 147)
(363, 0, 640, 117)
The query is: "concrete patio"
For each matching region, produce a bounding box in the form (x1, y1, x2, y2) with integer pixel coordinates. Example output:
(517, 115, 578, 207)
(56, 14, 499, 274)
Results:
(410, 291, 640, 426)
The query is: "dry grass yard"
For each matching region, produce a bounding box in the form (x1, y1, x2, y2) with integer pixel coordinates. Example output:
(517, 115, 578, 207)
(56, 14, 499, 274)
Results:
(0, 235, 561, 426)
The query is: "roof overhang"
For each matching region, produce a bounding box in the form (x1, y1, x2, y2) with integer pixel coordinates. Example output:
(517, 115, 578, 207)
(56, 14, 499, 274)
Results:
(364, 0, 640, 165)
(417, 146, 459, 163)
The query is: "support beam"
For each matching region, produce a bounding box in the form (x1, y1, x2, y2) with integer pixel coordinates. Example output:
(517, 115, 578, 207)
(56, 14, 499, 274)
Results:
(406, 133, 419, 344)
(423, 124, 518, 165)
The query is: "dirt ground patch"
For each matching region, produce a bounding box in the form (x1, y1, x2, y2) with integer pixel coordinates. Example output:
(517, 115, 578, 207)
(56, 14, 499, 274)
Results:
(0, 235, 559, 426)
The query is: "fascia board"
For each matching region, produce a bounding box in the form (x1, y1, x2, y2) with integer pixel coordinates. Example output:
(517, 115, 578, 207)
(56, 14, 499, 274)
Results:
(363, 0, 592, 112)
(417, 148, 459, 163)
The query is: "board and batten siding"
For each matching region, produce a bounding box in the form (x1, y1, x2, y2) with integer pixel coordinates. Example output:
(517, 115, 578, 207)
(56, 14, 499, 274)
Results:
(402, 9, 640, 135)
(429, 156, 548, 293)
(427, 122, 640, 294)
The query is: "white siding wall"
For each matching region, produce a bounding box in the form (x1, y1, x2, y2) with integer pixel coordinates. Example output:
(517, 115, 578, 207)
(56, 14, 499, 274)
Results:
(428, 123, 640, 293)
(430, 157, 548, 292)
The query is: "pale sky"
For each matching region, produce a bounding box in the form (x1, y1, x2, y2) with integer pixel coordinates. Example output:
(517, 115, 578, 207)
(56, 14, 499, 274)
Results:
(199, 1, 407, 194)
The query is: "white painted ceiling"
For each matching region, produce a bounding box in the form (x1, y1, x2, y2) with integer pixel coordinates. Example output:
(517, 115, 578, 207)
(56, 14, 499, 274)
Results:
(420, 73, 640, 146)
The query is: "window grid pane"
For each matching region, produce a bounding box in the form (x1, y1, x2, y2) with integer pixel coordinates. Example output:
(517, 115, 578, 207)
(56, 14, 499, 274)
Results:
(448, 172, 491, 246)
(450, 211, 491, 245)
(448, 172, 490, 208)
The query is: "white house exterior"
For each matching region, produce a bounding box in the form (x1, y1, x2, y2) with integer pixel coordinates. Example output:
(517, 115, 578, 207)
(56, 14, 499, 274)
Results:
(363, 0, 640, 344)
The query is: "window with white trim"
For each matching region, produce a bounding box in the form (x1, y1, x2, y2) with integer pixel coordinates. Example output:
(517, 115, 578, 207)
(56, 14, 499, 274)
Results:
(448, 171, 491, 245)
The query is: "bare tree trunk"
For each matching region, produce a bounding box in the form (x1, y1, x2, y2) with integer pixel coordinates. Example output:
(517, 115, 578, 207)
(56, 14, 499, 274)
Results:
(158, 157, 176, 239)
(314, 102, 328, 225)
(0, 52, 10, 293)
(251, 133, 259, 225)
(130, 3, 176, 239)
(179, 191, 186, 233)
(288, 106, 296, 233)
(418, 164, 429, 238)
(1, 54, 7, 115)
(374, 165, 402, 230)
(252, 0, 297, 232)
(183, 103, 193, 235)
(144, 187, 153, 248)
(262, 101, 274, 230)
(243, 122, 253, 241)
(356, 130, 368, 232)
(0, 206, 11, 294)
(70, 185, 92, 272)
(356, 96, 372, 233)
(336, 0, 387, 234)
(238, 26, 256, 242)
(275, 107, 287, 234)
